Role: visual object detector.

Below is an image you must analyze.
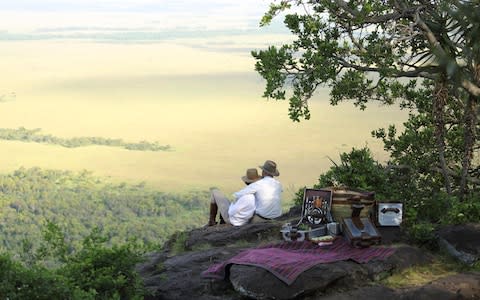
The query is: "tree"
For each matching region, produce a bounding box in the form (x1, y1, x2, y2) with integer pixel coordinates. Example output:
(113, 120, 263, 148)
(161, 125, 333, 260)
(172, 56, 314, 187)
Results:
(252, 0, 480, 198)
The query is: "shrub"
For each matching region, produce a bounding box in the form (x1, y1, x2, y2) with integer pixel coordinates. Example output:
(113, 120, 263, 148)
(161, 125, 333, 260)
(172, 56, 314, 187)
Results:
(317, 147, 387, 194)
(6, 223, 146, 300)
(293, 186, 306, 207)
(293, 147, 388, 206)
(61, 244, 144, 299)
(444, 196, 480, 224)
(60, 229, 145, 300)
(406, 221, 437, 249)
(0, 254, 72, 300)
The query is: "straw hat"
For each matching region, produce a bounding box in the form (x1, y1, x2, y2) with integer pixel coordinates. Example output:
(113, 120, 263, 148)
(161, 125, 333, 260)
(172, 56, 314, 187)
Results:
(241, 168, 261, 183)
(259, 160, 280, 176)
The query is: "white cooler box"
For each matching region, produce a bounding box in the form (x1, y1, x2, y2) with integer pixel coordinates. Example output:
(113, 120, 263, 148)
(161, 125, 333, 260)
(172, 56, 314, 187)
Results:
(377, 203, 403, 226)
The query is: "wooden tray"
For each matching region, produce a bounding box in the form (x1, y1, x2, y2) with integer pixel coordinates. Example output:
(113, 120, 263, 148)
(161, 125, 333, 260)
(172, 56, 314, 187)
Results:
(322, 187, 375, 225)
(342, 217, 381, 248)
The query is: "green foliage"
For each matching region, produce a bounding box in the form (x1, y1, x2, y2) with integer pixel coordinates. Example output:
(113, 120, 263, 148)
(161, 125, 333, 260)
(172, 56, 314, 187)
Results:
(294, 147, 389, 206)
(444, 196, 480, 225)
(260, 1, 292, 26)
(0, 127, 171, 152)
(251, 46, 292, 112)
(169, 231, 189, 255)
(293, 186, 306, 207)
(256, 0, 480, 199)
(0, 167, 208, 298)
(257, 0, 480, 246)
(253, 1, 423, 120)
(60, 229, 144, 300)
(36, 221, 70, 264)
(0, 254, 71, 299)
(297, 223, 309, 230)
(317, 148, 387, 193)
(372, 80, 466, 178)
(371, 78, 480, 203)
(254, 1, 480, 121)
(0, 167, 209, 255)
(405, 221, 437, 249)
(0, 223, 145, 299)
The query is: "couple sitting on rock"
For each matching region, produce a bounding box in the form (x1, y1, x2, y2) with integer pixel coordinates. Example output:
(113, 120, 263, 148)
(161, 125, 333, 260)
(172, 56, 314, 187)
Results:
(208, 160, 282, 227)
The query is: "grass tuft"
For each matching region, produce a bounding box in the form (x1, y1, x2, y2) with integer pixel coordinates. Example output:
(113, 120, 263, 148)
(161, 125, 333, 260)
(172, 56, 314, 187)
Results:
(170, 232, 189, 256)
(381, 255, 463, 288)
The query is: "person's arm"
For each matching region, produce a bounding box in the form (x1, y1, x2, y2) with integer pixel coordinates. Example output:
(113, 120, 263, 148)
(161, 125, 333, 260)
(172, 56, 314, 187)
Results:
(233, 181, 259, 200)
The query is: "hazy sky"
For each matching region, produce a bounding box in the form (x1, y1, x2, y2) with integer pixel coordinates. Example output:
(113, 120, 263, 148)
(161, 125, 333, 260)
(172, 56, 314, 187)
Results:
(0, 0, 265, 12)
(0, 0, 288, 41)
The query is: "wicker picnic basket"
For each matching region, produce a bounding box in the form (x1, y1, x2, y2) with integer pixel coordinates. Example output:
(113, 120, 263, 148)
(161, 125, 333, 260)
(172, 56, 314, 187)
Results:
(322, 187, 375, 225)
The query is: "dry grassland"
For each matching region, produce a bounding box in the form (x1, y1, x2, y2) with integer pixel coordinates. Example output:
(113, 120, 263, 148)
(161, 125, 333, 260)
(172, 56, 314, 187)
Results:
(0, 41, 409, 204)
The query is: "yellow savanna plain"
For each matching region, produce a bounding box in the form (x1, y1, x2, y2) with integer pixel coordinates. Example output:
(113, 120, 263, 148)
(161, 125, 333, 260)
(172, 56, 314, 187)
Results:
(0, 40, 409, 204)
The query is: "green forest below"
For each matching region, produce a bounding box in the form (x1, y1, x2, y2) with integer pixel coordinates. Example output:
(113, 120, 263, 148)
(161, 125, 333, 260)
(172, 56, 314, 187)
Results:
(0, 167, 208, 255)
(0, 127, 171, 151)
(0, 167, 210, 299)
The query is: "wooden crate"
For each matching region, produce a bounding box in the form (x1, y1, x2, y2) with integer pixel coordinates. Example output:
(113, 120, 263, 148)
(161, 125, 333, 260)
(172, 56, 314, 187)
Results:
(322, 187, 375, 225)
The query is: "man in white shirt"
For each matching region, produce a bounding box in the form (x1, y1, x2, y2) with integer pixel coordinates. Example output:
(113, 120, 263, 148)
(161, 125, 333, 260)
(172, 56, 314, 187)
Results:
(208, 168, 261, 226)
(233, 160, 283, 221)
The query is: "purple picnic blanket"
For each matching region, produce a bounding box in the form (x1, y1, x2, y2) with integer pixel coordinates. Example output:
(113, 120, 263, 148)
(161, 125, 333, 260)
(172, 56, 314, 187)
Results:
(201, 238, 396, 285)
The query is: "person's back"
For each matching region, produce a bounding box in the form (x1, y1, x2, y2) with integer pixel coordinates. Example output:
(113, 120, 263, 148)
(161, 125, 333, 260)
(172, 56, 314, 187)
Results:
(247, 176, 282, 219)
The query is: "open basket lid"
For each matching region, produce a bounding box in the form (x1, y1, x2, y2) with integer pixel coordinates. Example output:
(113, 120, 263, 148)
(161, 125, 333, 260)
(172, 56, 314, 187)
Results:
(300, 188, 333, 226)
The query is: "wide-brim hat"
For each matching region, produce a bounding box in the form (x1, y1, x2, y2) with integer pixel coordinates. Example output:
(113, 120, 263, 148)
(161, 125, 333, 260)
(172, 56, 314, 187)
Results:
(259, 160, 280, 176)
(241, 168, 261, 183)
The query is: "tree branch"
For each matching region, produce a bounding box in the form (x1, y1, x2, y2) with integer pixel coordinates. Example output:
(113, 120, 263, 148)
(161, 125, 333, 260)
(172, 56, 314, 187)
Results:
(337, 58, 438, 79)
(386, 164, 480, 184)
(415, 11, 449, 58)
(332, 0, 418, 23)
(461, 79, 480, 97)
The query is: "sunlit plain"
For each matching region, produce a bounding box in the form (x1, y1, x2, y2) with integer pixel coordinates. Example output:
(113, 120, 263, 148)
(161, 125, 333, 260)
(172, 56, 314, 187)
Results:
(0, 8, 409, 203)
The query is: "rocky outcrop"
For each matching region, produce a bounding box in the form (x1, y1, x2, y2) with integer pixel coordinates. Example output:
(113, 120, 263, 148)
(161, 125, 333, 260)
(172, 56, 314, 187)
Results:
(137, 221, 480, 300)
(320, 272, 480, 300)
(437, 223, 480, 265)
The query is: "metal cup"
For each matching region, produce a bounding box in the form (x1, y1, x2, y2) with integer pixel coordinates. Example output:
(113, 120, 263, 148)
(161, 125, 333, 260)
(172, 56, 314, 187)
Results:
(327, 222, 339, 236)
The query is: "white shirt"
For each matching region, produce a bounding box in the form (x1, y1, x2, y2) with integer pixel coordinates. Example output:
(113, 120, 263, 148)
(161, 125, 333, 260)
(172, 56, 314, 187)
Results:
(228, 194, 256, 226)
(233, 176, 282, 219)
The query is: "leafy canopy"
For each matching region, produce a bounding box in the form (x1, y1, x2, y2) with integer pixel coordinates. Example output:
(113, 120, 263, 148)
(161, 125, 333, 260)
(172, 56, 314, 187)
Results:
(252, 0, 480, 121)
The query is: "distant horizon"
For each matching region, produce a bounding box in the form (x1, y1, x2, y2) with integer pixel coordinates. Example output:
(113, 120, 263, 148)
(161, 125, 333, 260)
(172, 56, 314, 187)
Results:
(0, 0, 290, 44)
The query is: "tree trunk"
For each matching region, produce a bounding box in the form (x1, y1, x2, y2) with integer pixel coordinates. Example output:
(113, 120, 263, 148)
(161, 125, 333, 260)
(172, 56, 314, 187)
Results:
(459, 95, 477, 200)
(433, 75, 452, 195)
(459, 62, 480, 200)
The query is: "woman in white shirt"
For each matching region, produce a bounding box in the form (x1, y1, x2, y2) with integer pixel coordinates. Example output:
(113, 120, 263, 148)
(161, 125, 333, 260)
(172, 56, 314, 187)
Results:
(208, 168, 261, 226)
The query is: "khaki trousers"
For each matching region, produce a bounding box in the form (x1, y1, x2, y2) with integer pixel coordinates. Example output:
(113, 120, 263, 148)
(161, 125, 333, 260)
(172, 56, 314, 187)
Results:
(210, 189, 231, 225)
